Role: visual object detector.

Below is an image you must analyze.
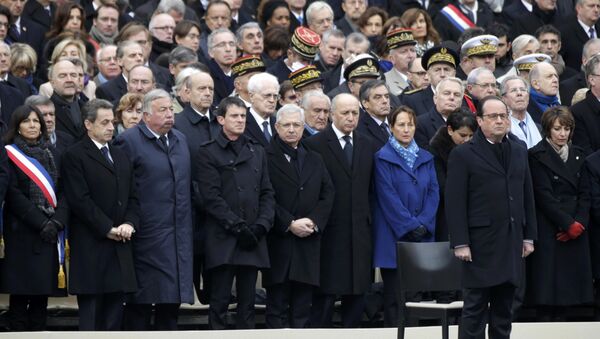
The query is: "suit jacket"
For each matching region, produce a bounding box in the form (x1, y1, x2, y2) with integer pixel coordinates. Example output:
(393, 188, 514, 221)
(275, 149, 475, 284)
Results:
(263, 138, 335, 287)
(149, 62, 171, 89)
(50, 93, 85, 140)
(433, 0, 495, 41)
(415, 108, 446, 148)
(559, 16, 599, 71)
(401, 86, 434, 116)
(334, 16, 356, 37)
(499, 0, 529, 28)
(95, 74, 127, 103)
(510, 3, 562, 39)
(266, 58, 292, 84)
(384, 68, 409, 96)
(356, 110, 389, 150)
(23, 0, 55, 30)
(326, 81, 351, 99)
(445, 130, 537, 288)
(61, 135, 138, 294)
(389, 0, 448, 21)
(133, 0, 199, 26)
(560, 71, 586, 106)
(174, 106, 221, 161)
(7, 17, 45, 58)
(5, 74, 32, 97)
(244, 109, 277, 148)
(322, 63, 343, 94)
(207, 59, 234, 106)
(0, 83, 24, 129)
(572, 90, 600, 155)
(304, 125, 376, 295)
(50, 130, 75, 171)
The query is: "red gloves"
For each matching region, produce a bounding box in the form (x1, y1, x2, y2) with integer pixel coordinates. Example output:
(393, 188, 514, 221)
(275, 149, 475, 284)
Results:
(556, 221, 585, 242)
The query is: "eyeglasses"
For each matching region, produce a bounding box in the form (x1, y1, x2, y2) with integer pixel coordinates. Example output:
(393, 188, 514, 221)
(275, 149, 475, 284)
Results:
(482, 113, 509, 120)
(506, 87, 528, 94)
(100, 56, 118, 63)
(259, 93, 280, 100)
(153, 26, 175, 31)
(408, 71, 427, 76)
(474, 82, 497, 89)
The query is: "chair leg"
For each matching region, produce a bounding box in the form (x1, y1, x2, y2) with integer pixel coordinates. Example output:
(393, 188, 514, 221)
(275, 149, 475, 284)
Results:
(397, 306, 406, 339)
(441, 310, 449, 339)
(397, 321, 405, 339)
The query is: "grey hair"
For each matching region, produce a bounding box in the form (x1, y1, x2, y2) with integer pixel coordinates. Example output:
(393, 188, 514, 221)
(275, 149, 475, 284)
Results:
(0, 41, 10, 52)
(24, 95, 54, 108)
(345, 32, 369, 50)
(83, 99, 113, 123)
(128, 65, 156, 83)
(500, 75, 529, 95)
(117, 40, 142, 59)
(276, 104, 305, 123)
(235, 22, 262, 42)
(435, 77, 465, 93)
(511, 35, 539, 58)
(247, 72, 279, 94)
(169, 46, 198, 65)
(149, 13, 175, 31)
(48, 59, 75, 79)
(358, 79, 388, 103)
(96, 44, 117, 63)
(331, 93, 357, 114)
(322, 28, 345, 45)
(173, 67, 202, 93)
(306, 1, 334, 26)
(583, 38, 600, 59)
(528, 61, 553, 84)
(157, 0, 186, 15)
(466, 67, 494, 85)
(585, 54, 600, 87)
(207, 28, 236, 51)
(143, 89, 172, 114)
(301, 90, 331, 110)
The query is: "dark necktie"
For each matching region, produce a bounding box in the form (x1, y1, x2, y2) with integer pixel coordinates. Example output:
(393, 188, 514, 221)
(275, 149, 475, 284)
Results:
(590, 27, 596, 39)
(101, 146, 113, 165)
(262, 121, 271, 142)
(381, 122, 391, 137)
(10, 24, 20, 39)
(464, 7, 475, 23)
(342, 135, 353, 166)
(518, 121, 527, 139)
(159, 135, 168, 151)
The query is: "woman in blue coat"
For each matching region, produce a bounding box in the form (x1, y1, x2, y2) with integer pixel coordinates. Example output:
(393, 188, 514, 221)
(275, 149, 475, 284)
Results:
(373, 105, 439, 327)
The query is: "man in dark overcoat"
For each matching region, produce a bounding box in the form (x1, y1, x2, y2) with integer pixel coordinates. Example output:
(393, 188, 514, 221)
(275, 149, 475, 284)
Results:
(113, 89, 194, 330)
(263, 104, 335, 328)
(61, 99, 138, 330)
(446, 96, 537, 339)
(196, 96, 275, 330)
(304, 93, 376, 328)
(572, 54, 600, 155)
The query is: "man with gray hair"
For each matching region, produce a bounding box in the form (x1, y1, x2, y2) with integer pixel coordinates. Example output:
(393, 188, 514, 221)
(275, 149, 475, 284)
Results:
(527, 62, 560, 123)
(306, 1, 334, 36)
(114, 89, 194, 330)
(94, 45, 121, 86)
(316, 29, 345, 73)
(498, 35, 541, 83)
(149, 13, 176, 62)
(236, 22, 263, 55)
(322, 32, 369, 93)
(264, 103, 334, 328)
(357, 79, 392, 150)
(50, 59, 86, 139)
(0, 42, 31, 96)
(245, 72, 280, 147)
(207, 28, 237, 104)
(572, 54, 600, 155)
(96, 41, 145, 103)
(165, 46, 198, 89)
(301, 90, 331, 138)
(561, 38, 600, 105)
(466, 67, 498, 106)
(127, 65, 156, 96)
(501, 75, 542, 149)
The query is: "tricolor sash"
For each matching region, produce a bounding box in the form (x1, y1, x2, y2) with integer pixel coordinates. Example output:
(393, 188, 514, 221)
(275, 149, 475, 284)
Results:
(5, 144, 57, 208)
(440, 4, 476, 33)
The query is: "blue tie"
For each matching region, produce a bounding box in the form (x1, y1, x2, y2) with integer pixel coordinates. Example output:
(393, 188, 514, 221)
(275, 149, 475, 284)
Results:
(342, 135, 353, 166)
(519, 121, 527, 139)
(101, 146, 113, 165)
(262, 121, 271, 142)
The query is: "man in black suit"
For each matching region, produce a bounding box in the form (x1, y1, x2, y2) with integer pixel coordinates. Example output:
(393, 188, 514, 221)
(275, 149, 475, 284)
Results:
(196, 96, 275, 329)
(322, 32, 369, 94)
(133, 0, 199, 27)
(49, 60, 85, 139)
(287, 0, 306, 31)
(22, 0, 54, 30)
(0, 82, 23, 131)
(510, 0, 562, 38)
(559, 0, 600, 72)
(264, 104, 335, 328)
(96, 41, 145, 103)
(0, 42, 30, 96)
(207, 28, 235, 105)
(573, 54, 600, 155)
(245, 72, 279, 147)
(561, 38, 600, 106)
(304, 93, 376, 328)
(1, 0, 45, 57)
(415, 77, 464, 147)
(61, 99, 138, 331)
(446, 95, 536, 339)
(334, 0, 365, 36)
(357, 79, 392, 150)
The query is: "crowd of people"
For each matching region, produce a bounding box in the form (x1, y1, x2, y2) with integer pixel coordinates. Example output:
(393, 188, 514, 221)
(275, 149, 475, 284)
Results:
(0, 0, 599, 337)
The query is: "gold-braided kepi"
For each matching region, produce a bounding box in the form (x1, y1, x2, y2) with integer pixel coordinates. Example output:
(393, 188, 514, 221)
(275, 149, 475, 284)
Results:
(386, 28, 417, 50)
(231, 55, 266, 79)
(290, 26, 321, 59)
(289, 65, 323, 90)
(343, 54, 380, 81)
(461, 34, 499, 57)
(513, 53, 552, 72)
(421, 45, 459, 70)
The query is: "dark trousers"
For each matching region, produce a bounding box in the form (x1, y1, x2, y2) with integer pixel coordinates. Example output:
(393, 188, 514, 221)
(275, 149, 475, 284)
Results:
(310, 293, 365, 328)
(77, 292, 125, 330)
(8, 294, 48, 331)
(459, 283, 516, 339)
(381, 268, 399, 327)
(265, 280, 313, 328)
(209, 264, 258, 329)
(123, 303, 180, 330)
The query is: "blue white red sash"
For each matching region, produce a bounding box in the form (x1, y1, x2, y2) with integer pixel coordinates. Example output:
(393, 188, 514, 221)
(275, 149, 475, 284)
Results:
(440, 4, 476, 32)
(5, 144, 57, 208)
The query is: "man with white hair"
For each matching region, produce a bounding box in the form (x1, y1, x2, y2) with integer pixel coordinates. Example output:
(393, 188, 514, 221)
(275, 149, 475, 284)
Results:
(149, 13, 176, 62)
(306, 1, 334, 37)
(527, 61, 560, 123)
(94, 45, 121, 86)
(0, 42, 31, 96)
(501, 75, 542, 149)
(236, 22, 264, 56)
(497, 35, 541, 83)
(245, 72, 280, 147)
(301, 90, 331, 138)
(207, 28, 237, 105)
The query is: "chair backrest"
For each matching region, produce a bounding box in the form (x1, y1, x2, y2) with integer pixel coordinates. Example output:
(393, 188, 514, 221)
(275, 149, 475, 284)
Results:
(396, 241, 462, 293)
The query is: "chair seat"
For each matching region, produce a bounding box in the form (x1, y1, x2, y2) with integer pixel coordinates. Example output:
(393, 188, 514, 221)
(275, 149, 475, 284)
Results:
(406, 301, 464, 310)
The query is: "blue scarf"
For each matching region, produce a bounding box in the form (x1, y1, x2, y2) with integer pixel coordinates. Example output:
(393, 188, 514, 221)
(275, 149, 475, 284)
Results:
(23, 74, 38, 95)
(530, 87, 560, 114)
(389, 136, 419, 169)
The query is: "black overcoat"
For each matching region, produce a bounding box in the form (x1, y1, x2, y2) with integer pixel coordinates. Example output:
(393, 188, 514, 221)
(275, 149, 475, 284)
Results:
(572, 90, 600, 155)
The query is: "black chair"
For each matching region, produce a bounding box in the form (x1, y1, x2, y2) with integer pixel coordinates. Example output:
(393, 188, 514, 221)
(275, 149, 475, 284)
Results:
(396, 241, 463, 339)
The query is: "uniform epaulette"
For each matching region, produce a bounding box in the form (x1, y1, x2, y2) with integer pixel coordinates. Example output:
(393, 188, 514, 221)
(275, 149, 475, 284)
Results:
(404, 87, 424, 95)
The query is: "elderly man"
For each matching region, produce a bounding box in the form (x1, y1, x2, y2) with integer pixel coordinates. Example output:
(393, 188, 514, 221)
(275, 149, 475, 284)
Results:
(50, 59, 86, 139)
(527, 62, 560, 123)
(94, 45, 121, 86)
(61, 99, 137, 331)
(0, 42, 31, 96)
(96, 41, 145, 103)
(264, 104, 334, 328)
(305, 93, 376, 328)
(465, 67, 498, 109)
(315, 29, 345, 73)
(301, 90, 330, 138)
(306, 1, 334, 36)
(127, 65, 156, 95)
(165, 46, 198, 90)
(458, 35, 498, 80)
(561, 38, 600, 105)
(149, 13, 176, 62)
(236, 22, 263, 56)
(335, 0, 366, 36)
(114, 89, 194, 330)
(231, 55, 266, 107)
(357, 79, 392, 150)
(385, 28, 417, 96)
(446, 95, 536, 339)
(245, 72, 280, 147)
(322, 32, 369, 93)
(90, 4, 119, 45)
(497, 35, 541, 83)
(415, 77, 465, 147)
(267, 26, 321, 83)
(207, 28, 236, 104)
(559, 0, 600, 70)
(501, 75, 542, 149)
(196, 96, 275, 329)
(572, 54, 600, 155)
(535, 25, 578, 82)
(405, 58, 430, 93)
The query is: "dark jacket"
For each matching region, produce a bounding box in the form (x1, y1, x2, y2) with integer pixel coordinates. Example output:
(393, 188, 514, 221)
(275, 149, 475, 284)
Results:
(23, 0, 55, 29)
(400, 86, 434, 116)
(113, 123, 194, 304)
(356, 110, 389, 150)
(433, 0, 495, 41)
(560, 71, 586, 106)
(207, 59, 234, 106)
(61, 136, 138, 294)
(50, 93, 85, 140)
(263, 138, 335, 286)
(0, 82, 24, 129)
(244, 109, 277, 148)
(304, 126, 376, 295)
(415, 107, 446, 148)
(95, 74, 127, 103)
(559, 15, 600, 71)
(428, 126, 456, 241)
(196, 133, 275, 270)
(266, 58, 292, 84)
(510, 2, 562, 39)
(446, 130, 537, 288)
(583, 150, 600, 278)
(572, 89, 600, 155)
(321, 63, 344, 94)
(527, 139, 593, 305)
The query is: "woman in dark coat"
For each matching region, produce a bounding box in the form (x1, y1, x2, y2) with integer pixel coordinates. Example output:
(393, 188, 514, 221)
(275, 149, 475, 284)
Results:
(1, 105, 69, 331)
(372, 105, 439, 326)
(527, 106, 593, 321)
(429, 109, 477, 241)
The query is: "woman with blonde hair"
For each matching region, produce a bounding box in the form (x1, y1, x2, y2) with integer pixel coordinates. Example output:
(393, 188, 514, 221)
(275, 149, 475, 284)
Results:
(9, 43, 41, 95)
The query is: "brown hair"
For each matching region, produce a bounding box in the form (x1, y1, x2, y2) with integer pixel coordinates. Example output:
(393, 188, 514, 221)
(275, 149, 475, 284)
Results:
(541, 106, 575, 140)
(400, 8, 440, 44)
(174, 20, 201, 43)
(389, 105, 417, 128)
(115, 93, 144, 124)
(115, 22, 151, 44)
(47, 3, 85, 39)
(357, 7, 388, 31)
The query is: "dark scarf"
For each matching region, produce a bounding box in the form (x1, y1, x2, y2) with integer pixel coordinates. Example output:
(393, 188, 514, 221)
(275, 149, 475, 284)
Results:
(23, 74, 39, 95)
(429, 126, 456, 166)
(13, 135, 57, 215)
(530, 87, 560, 114)
(274, 134, 305, 175)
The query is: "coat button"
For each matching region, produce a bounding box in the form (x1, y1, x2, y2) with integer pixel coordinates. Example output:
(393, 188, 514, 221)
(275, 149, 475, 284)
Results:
(232, 167, 237, 171)
(510, 217, 515, 222)
(118, 201, 122, 206)
(300, 186, 304, 191)
(509, 196, 514, 201)
(237, 186, 242, 191)
(553, 175, 559, 180)
(229, 160, 234, 164)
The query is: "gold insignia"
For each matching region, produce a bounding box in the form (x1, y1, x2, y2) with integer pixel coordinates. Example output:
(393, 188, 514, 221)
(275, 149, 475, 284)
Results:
(232, 57, 265, 76)
(535, 56, 548, 62)
(466, 44, 497, 57)
(290, 68, 322, 89)
(428, 52, 456, 68)
(480, 38, 491, 45)
(516, 62, 536, 72)
(440, 48, 447, 54)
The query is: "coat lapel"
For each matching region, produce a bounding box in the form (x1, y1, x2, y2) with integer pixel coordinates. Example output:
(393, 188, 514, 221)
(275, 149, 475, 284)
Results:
(83, 136, 115, 173)
(267, 143, 299, 184)
(471, 131, 506, 174)
(325, 126, 352, 176)
(535, 140, 579, 189)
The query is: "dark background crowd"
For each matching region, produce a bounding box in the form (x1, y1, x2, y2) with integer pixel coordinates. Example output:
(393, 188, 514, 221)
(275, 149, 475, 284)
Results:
(0, 0, 599, 336)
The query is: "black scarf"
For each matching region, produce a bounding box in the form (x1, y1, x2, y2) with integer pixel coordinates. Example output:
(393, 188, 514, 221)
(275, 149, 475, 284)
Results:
(275, 135, 305, 176)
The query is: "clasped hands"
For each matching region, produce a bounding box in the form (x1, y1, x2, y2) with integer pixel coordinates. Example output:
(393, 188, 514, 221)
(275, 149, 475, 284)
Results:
(289, 218, 316, 238)
(107, 223, 135, 242)
(556, 221, 585, 242)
